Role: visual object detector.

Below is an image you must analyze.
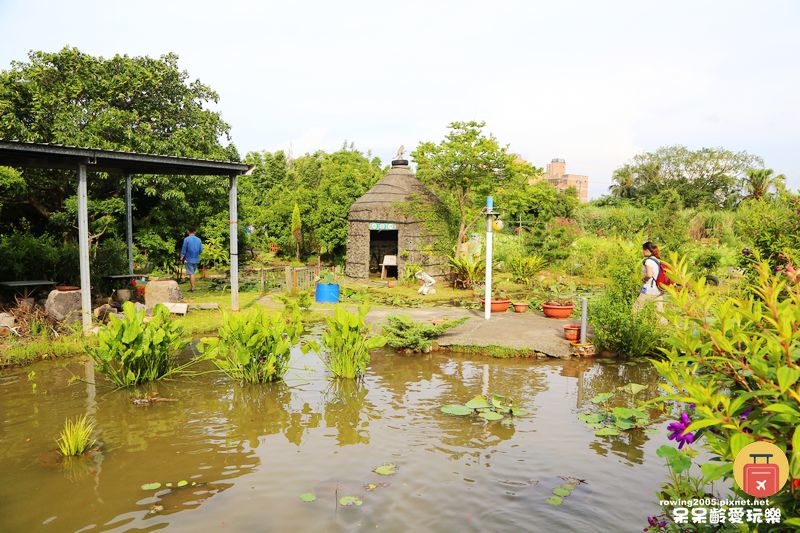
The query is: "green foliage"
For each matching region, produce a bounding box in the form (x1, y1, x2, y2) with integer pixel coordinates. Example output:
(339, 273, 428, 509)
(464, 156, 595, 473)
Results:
(316, 305, 386, 379)
(199, 236, 229, 269)
(652, 259, 800, 518)
(413, 121, 516, 251)
(448, 255, 486, 289)
(291, 203, 302, 261)
(440, 393, 527, 422)
(199, 306, 302, 383)
(525, 218, 580, 263)
(506, 254, 546, 285)
(577, 384, 655, 435)
(56, 415, 96, 456)
(381, 315, 468, 352)
(89, 302, 188, 387)
(0, 229, 59, 280)
(734, 192, 800, 267)
(588, 258, 665, 357)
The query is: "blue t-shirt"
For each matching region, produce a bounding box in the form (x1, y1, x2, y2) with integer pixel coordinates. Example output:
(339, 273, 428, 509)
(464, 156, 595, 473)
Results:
(181, 234, 203, 264)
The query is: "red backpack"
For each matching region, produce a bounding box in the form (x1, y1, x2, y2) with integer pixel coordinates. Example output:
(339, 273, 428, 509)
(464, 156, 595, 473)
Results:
(651, 258, 674, 291)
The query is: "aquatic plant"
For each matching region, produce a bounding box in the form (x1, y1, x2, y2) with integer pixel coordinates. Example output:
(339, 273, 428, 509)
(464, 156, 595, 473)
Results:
(315, 305, 386, 379)
(200, 306, 302, 383)
(56, 415, 96, 456)
(576, 384, 655, 437)
(440, 394, 526, 423)
(89, 302, 188, 387)
(381, 315, 468, 352)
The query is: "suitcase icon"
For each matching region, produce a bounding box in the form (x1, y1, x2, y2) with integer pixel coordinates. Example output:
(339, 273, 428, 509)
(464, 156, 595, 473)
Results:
(743, 453, 780, 496)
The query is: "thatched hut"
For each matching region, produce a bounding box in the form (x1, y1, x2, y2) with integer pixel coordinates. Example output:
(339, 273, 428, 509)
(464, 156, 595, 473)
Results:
(345, 159, 446, 280)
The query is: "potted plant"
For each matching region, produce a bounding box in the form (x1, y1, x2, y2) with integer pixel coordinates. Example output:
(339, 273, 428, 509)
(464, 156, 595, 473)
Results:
(563, 323, 581, 341)
(542, 282, 575, 318)
(512, 301, 529, 313)
(315, 268, 340, 303)
(480, 284, 512, 313)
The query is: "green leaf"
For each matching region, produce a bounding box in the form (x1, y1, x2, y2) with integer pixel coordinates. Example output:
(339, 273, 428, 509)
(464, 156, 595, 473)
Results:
(141, 482, 161, 490)
(614, 419, 636, 430)
(730, 433, 754, 456)
(177, 480, 188, 487)
(300, 492, 316, 502)
(763, 404, 800, 417)
(339, 496, 362, 506)
(373, 464, 397, 476)
(577, 413, 605, 424)
(617, 383, 647, 395)
(491, 394, 508, 410)
(465, 395, 491, 409)
(784, 518, 800, 527)
(700, 462, 732, 483)
(611, 407, 637, 420)
(552, 487, 572, 497)
(547, 496, 563, 505)
(684, 418, 722, 433)
(656, 445, 678, 460)
(441, 404, 472, 416)
(590, 393, 613, 404)
(509, 407, 527, 416)
(777, 367, 800, 393)
(479, 411, 504, 421)
(595, 428, 620, 436)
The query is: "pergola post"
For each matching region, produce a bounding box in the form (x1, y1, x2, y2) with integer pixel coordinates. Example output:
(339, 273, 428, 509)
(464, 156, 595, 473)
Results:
(125, 174, 133, 275)
(229, 174, 239, 311)
(77, 164, 92, 334)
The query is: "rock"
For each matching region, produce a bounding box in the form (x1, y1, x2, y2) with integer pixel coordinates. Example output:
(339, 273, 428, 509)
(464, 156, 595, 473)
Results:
(93, 304, 113, 323)
(0, 312, 14, 329)
(188, 302, 219, 310)
(160, 302, 188, 315)
(45, 290, 82, 323)
(144, 280, 183, 309)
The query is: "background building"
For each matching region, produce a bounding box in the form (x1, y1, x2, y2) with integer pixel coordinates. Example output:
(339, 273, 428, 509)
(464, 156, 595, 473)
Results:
(543, 158, 589, 203)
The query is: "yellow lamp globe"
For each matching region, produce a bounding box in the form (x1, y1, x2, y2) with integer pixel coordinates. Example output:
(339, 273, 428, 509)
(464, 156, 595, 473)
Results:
(492, 219, 504, 231)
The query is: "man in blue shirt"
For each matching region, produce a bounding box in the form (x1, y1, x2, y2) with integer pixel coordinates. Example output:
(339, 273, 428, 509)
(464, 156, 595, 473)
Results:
(180, 227, 203, 292)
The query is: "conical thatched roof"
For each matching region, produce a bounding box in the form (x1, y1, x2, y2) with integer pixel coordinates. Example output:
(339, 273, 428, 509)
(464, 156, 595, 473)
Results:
(348, 160, 431, 222)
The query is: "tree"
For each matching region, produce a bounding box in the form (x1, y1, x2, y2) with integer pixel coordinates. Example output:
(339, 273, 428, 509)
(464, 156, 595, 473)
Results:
(412, 121, 515, 256)
(742, 167, 785, 201)
(0, 47, 239, 243)
(291, 203, 302, 261)
(607, 146, 763, 208)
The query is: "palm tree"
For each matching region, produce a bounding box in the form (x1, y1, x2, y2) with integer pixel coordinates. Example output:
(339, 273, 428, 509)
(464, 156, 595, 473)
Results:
(609, 165, 636, 198)
(743, 168, 784, 200)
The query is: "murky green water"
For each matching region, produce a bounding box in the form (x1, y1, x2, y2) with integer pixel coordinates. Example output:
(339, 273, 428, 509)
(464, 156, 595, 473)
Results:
(1, 340, 673, 532)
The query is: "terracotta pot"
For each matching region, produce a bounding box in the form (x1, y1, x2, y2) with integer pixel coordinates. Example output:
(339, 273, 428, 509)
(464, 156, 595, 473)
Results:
(542, 303, 574, 319)
(480, 298, 511, 313)
(564, 324, 581, 341)
(55, 285, 79, 291)
(512, 302, 529, 313)
(387, 280, 396, 288)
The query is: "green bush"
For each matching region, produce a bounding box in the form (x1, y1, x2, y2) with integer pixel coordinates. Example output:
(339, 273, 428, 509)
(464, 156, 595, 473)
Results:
(56, 415, 96, 456)
(506, 254, 546, 285)
(734, 193, 800, 267)
(525, 218, 580, 264)
(317, 305, 386, 379)
(200, 306, 302, 383)
(652, 259, 800, 523)
(381, 315, 468, 352)
(588, 255, 665, 357)
(89, 302, 188, 387)
(448, 255, 486, 289)
(0, 230, 59, 281)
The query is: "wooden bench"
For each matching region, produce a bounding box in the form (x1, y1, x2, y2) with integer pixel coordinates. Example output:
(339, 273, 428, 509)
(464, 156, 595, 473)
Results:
(379, 255, 397, 279)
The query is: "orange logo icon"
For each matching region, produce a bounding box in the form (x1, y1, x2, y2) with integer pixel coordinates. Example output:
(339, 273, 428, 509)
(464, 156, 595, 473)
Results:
(733, 442, 789, 498)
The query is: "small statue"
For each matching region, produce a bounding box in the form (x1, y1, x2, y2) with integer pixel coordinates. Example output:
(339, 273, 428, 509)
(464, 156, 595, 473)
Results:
(415, 270, 436, 295)
(395, 145, 406, 160)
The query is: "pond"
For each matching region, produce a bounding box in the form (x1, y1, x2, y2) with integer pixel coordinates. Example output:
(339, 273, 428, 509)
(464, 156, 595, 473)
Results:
(0, 339, 673, 532)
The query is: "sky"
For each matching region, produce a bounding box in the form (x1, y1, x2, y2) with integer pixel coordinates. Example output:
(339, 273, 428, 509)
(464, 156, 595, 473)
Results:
(0, 0, 798, 199)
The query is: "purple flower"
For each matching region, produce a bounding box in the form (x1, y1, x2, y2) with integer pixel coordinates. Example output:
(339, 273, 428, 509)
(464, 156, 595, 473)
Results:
(667, 412, 695, 449)
(742, 248, 752, 256)
(739, 408, 753, 421)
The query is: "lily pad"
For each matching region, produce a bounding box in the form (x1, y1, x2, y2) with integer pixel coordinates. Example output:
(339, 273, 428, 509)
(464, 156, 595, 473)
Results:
(553, 487, 572, 497)
(577, 413, 605, 424)
(364, 483, 378, 491)
(339, 496, 363, 506)
(595, 427, 621, 437)
(465, 395, 491, 409)
(441, 404, 472, 416)
(547, 496, 563, 505)
(509, 407, 527, 416)
(491, 394, 509, 410)
(612, 407, 637, 420)
(479, 411, 504, 421)
(618, 383, 647, 395)
(590, 393, 613, 404)
(373, 463, 398, 476)
(614, 419, 636, 430)
(300, 492, 316, 502)
(177, 480, 188, 488)
(141, 482, 161, 491)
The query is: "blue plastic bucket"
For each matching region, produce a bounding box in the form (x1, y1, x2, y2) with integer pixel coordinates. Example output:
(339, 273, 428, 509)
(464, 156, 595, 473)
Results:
(315, 283, 340, 303)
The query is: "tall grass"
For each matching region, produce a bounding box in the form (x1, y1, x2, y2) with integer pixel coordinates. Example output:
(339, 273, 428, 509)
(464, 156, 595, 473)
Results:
(56, 415, 96, 456)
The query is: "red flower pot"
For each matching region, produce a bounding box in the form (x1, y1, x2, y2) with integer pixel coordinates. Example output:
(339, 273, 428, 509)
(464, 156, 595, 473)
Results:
(542, 303, 574, 319)
(564, 324, 581, 341)
(480, 298, 511, 313)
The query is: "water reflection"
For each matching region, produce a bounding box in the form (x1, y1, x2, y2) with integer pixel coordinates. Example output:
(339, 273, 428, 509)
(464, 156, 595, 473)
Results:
(322, 379, 375, 446)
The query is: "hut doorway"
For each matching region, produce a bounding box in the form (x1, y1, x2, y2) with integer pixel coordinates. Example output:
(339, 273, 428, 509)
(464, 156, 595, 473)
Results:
(369, 229, 398, 278)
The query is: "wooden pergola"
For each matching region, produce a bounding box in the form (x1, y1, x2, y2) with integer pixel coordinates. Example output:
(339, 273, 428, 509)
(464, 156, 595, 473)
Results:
(0, 140, 251, 333)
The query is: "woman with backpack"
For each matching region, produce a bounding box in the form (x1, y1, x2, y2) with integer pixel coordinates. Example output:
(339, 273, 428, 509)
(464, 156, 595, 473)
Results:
(633, 241, 667, 316)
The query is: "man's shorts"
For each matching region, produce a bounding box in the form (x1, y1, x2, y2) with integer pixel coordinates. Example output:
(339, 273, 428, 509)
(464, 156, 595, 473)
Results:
(185, 262, 198, 275)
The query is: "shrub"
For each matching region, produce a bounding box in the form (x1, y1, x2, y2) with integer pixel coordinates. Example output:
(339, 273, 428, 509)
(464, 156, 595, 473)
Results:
(89, 302, 188, 387)
(735, 193, 800, 268)
(448, 255, 486, 289)
(381, 315, 468, 352)
(200, 306, 302, 383)
(316, 305, 386, 379)
(506, 254, 546, 285)
(588, 255, 665, 357)
(652, 259, 800, 523)
(0, 230, 59, 281)
(56, 415, 96, 456)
